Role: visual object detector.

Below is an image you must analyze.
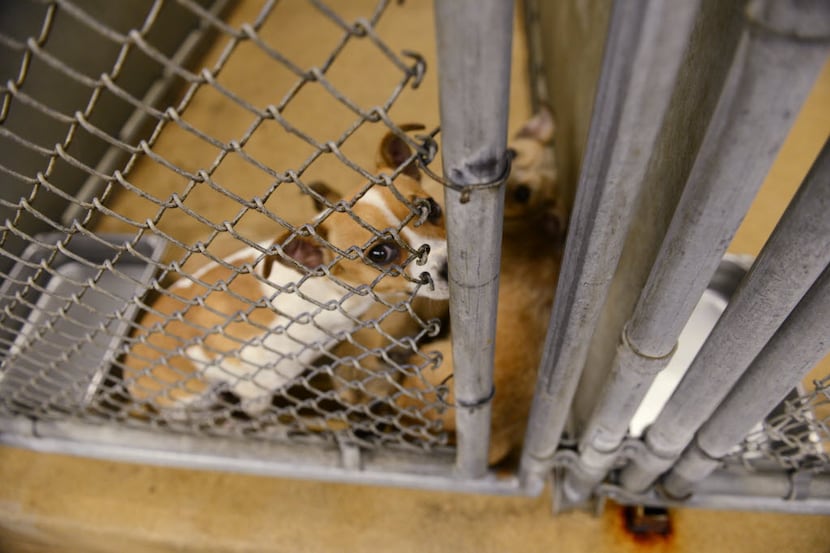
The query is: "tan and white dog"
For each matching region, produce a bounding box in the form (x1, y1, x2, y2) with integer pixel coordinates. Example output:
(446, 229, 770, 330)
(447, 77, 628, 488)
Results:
(123, 131, 449, 419)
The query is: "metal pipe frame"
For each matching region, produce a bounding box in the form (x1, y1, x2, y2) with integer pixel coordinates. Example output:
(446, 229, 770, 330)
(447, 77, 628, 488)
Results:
(620, 0, 830, 487)
(434, 0, 514, 478)
(563, 0, 830, 504)
(662, 253, 830, 498)
(519, 0, 702, 486)
(0, 416, 543, 496)
(599, 468, 830, 515)
(568, 0, 747, 436)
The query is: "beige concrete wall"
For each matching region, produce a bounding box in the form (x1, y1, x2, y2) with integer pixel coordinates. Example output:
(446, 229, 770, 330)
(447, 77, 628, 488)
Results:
(534, 0, 611, 214)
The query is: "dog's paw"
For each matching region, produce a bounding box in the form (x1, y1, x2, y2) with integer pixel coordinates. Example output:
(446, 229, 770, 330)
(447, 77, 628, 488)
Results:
(238, 394, 274, 418)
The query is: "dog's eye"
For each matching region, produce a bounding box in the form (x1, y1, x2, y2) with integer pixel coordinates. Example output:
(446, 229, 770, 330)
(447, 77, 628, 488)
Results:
(425, 197, 442, 224)
(506, 148, 518, 161)
(366, 241, 400, 266)
(512, 184, 532, 204)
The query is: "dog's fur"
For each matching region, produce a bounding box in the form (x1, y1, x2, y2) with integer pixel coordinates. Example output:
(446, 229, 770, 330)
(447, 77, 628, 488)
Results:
(122, 131, 449, 418)
(399, 108, 564, 464)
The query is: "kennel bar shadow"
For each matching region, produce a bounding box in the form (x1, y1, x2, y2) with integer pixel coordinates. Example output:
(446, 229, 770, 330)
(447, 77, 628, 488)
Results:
(1, 0, 829, 514)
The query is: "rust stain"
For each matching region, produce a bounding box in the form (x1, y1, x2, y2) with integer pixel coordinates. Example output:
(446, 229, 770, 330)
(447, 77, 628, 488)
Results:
(609, 503, 676, 550)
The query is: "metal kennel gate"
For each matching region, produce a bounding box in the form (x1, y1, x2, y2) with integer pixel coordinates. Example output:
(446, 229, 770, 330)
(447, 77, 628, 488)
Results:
(0, 0, 829, 514)
(0, 0, 524, 495)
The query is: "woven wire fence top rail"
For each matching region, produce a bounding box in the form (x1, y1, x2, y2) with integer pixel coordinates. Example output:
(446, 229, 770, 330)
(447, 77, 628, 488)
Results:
(725, 372, 830, 474)
(0, 0, 457, 455)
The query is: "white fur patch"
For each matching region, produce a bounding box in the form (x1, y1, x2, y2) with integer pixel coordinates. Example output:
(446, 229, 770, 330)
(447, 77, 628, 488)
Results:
(170, 244, 269, 290)
(183, 256, 376, 412)
(358, 188, 402, 229)
(402, 230, 449, 299)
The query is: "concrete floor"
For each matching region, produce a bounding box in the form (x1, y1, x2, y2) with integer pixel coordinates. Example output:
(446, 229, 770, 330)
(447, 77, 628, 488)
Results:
(1, 444, 830, 553)
(1, 1, 829, 551)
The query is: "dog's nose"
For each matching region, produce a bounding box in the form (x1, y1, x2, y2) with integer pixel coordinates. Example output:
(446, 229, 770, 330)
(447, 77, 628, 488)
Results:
(439, 260, 449, 282)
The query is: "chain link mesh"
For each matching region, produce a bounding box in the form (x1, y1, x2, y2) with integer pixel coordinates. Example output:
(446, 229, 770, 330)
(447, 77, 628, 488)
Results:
(724, 373, 830, 474)
(0, 0, 452, 454)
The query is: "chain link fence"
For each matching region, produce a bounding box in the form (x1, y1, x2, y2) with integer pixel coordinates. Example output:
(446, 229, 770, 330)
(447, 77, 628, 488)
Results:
(0, 0, 458, 461)
(727, 374, 830, 474)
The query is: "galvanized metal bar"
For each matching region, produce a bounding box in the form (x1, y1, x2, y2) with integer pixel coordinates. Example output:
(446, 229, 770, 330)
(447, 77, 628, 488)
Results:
(519, 0, 701, 484)
(564, 0, 830, 503)
(600, 469, 830, 515)
(662, 261, 830, 499)
(619, 40, 830, 492)
(0, 416, 543, 496)
(569, 0, 746, 437)
(434, 0, 514, 478)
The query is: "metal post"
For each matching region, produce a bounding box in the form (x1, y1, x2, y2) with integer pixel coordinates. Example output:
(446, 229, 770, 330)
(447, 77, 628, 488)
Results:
(569, 0, 747, 442)
(663, 322, 830, 500)
(434, 0, 514, 478)
(519, 0, 702, 485)
(0, 416, 534, 495)
(563, 0, 830, 502)
(621, 136, 830, 492)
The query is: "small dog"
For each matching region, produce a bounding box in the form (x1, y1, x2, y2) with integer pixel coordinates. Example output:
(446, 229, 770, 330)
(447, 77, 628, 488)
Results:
(122, 130, 449, 419)
(503, 107, 562, 234)
(399, 107, 564, 464)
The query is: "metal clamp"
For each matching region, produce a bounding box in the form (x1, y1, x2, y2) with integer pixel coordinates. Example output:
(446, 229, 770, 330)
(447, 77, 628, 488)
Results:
(436, 372, 496, 410)
(744, 0, 830, 44)
(416, 136, 512, 204)
(456, 385, 496, 410)
(787, 470, 814, 501)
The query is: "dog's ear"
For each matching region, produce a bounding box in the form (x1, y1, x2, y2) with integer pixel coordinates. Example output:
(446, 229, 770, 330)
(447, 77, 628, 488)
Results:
(306, 180, 341, 212)
(515, 106, 555, 143)
(378, 124, 425, 181)
(264, 236, 327, 278)
(283, 237, 326, 269)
